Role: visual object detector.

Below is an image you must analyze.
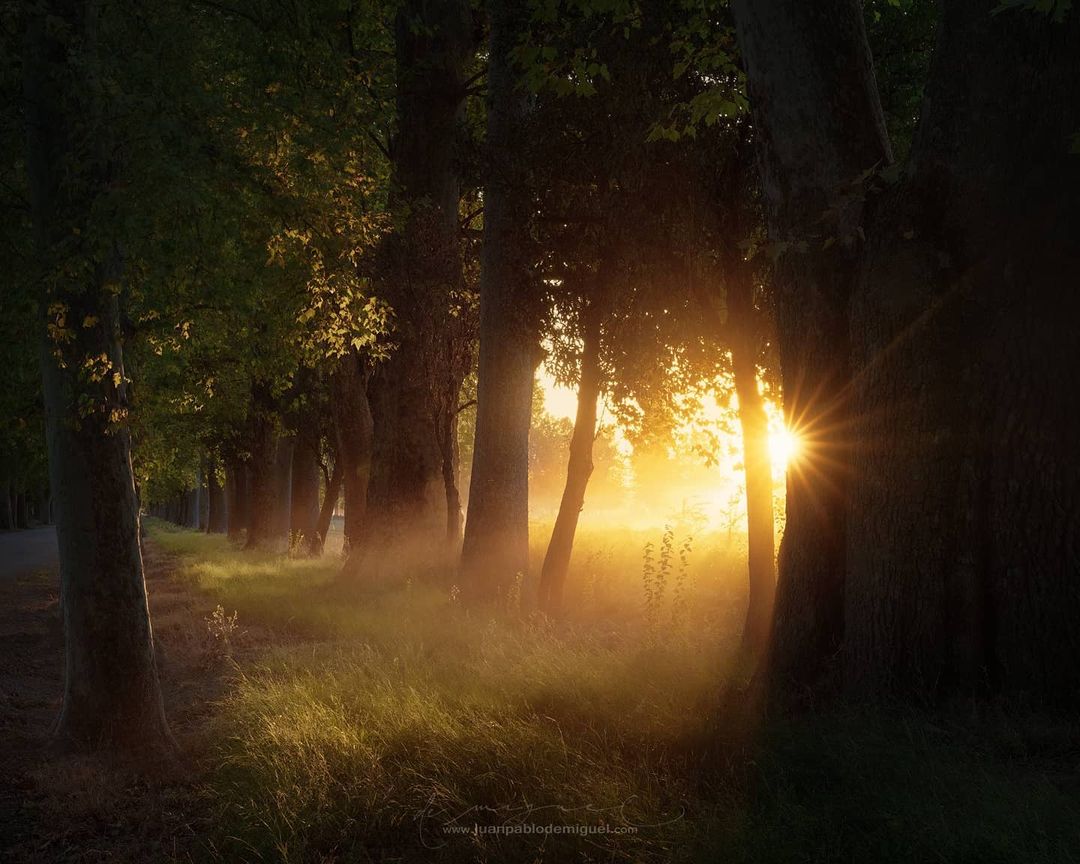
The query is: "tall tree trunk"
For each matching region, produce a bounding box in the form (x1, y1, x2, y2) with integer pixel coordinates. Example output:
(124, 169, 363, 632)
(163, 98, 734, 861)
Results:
(313, 457, 343, 556)
(206, 457, 227, 534)
(245, 386, 282, 550)
(360, 0, 475, 559)
(331, 352, 373, 555)
(537, 296, 604, 615)
(728, 276, 775, 654)
(23, 0, 170, 751)
(730, 0, 892, 689)
(843, 5, 1080, 703)
(460, 0, 538, 602)
(290, 423, 321, 552)
(225, 456, 249, 542)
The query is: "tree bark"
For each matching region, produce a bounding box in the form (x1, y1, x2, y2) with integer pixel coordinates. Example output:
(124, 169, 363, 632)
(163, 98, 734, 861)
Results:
(730, 0, 892, 689)
(331, 352, 373, 555)
(460, 0, 539, 602)
(537, 295, 604, 615)
(843, 4, 1080, 703)
(23, 0, 170, 751)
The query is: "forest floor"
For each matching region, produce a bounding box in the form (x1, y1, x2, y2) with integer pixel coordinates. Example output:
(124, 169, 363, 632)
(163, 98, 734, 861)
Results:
(2, 521, 1080, 863)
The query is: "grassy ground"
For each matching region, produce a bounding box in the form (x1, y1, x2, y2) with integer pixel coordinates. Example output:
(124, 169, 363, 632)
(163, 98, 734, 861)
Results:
(143, 519, 1080, 863)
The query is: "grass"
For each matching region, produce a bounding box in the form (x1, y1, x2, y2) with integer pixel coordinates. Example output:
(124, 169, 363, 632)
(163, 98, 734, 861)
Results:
(146, 519, 1080, 863)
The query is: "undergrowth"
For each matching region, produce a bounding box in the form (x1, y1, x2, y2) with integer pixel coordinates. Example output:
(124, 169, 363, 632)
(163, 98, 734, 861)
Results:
(146, 519, 1080, 863)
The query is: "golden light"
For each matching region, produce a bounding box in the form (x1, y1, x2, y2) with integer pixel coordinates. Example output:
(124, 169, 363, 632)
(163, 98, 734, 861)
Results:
(769, 426, 801, 469)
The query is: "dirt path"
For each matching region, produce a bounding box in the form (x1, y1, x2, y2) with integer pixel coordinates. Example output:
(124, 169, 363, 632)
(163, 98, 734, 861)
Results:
(0, 537, 230, 863)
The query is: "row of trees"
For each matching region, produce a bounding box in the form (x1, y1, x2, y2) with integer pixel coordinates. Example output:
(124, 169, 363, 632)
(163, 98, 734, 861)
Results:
(4, 0, 1076, 753)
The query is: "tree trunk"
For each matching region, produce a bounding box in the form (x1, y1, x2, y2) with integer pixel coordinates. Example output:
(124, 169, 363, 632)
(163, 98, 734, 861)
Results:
(728, 281, 775, 654)
(843, 5, 1080, 704)
(730, 0, 892, 689)
(460, 0, 539, 602)
(15, 491, 30, 529)
(331, 352, 373, 555)
(735, 0, 1080, 707)
(290, 423, 321, 552)
(190, 462, 204, 529)
(537, 296, 604, 615)
(313, 457, 343, 556)
(0, 479, 12, 530)
(225, 456, 249, 542)
(272, 436, 294, 544)
(438, 406, 464, 546)
(361, 0, 475, 558)
(23, 0, 170, 751)
(245, 387, 282, 550)
(207, 458, 227, 534)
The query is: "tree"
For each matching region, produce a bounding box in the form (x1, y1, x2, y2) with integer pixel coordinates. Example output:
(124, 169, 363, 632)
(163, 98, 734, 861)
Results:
(734, 0, 1080, 704)
(730, 0, 891, 688)
(23, 0, 171, 751)
(537, 277, 607, 613)
(351, 0, 478, 569)
(461, 0, 541, 603)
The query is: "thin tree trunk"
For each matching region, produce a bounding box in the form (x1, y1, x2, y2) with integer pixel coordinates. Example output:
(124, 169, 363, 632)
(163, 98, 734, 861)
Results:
(290, 423, 321, 552)
(313, 457, 343, 556)
(460, 0, 538, 602)
(438, 407, 464, 545)
(537, 296, 604, 615)
(731, 326, 775, 654)
(24, 0, 170, 751)
(207, 457, 227, 534)
(730, 0, 891, 690)
(331, 352, 373, 556)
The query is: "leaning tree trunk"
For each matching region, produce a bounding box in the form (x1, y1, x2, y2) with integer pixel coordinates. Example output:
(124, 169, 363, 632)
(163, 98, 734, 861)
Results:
(23, 0, 170, 751)
(359, 0, 475, 563)
(730, 0, 892, 690)
(460, 0, 539, 603)
(331, 351, 374, 555)
(437, 405, 464, 545)
(843, 5, 1080, 704)
(537, 296, 604, 615)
